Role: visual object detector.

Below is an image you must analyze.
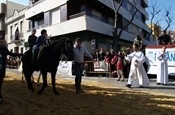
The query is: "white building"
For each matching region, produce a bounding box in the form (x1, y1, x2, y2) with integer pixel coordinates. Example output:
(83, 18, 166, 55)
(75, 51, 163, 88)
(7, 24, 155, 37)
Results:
(24, 0, 152, 51)
(5, 1, 28, 53)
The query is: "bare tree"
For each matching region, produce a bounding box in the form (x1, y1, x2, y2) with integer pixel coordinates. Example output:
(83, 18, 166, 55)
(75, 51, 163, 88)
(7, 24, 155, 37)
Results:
(146, 1, 175, 43)
(164, 7, 174, 31)
(111, 0, 140, 52)
(146, 1, 161, 41)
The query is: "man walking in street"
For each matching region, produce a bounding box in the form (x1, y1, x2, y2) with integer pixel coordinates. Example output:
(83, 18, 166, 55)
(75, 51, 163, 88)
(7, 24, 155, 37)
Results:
(0, 38, 22, 104)
(73, 38, 93, 94)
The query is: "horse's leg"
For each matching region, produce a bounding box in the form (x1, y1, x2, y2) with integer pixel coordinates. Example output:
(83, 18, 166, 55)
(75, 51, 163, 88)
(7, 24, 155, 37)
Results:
(38, 71, 47, 94)
(31, 75, 35, 83)
(37, 71, 42, 86)
(21, 71, 24, 83)
(51, 70, 59, 95)
(23, 69, 35, 93)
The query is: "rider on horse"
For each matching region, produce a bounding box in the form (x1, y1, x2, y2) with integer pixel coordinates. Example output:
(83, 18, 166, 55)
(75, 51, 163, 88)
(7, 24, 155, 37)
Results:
(32, 29, 50, 62)
(28, 29, 37, 51)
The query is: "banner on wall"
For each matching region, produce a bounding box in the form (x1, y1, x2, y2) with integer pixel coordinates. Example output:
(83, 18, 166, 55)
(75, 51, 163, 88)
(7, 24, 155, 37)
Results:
(145, 45, 175, 76)
(94, 61, 109, 71)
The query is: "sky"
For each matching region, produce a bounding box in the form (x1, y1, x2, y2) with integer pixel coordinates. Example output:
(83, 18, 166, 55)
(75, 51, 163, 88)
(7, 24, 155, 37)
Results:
(0, 0, 29, 5)
(146, 0, 175, 31)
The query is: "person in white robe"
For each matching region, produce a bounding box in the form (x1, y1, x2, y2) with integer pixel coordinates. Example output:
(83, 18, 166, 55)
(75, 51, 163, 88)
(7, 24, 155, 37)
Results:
(125, 44, 150, 88)
(157, 46, 168, 85)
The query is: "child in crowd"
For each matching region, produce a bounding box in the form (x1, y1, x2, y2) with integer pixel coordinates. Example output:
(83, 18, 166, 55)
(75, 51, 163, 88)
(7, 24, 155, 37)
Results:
(116, 55, 124, 81)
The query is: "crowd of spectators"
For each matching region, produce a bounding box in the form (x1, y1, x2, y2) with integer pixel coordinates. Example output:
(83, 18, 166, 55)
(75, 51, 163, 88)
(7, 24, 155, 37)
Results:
(89, 46, 133, 80)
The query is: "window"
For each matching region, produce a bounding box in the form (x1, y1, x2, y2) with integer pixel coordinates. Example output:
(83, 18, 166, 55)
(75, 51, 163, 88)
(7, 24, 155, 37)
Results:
(20, 21, 23, 33)
(21, 47, 23, 54)
(122, 0, 128, 10)
(10, 26, 13, 40)
(115, 0, 122, 4)
(51, 8, 60, 25)
(122, 18, 129, 31)
(109, 17, 114, 25)
(38, 20, 44, 27)
(92, 9, 101, 19)
(127, 3, 132, 12)
(29, 21, 32, 30)
(14, 47, 19, 53)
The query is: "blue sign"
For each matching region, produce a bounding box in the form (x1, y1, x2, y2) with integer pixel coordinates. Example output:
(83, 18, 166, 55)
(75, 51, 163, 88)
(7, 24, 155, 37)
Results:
(147, 51, 175, 62)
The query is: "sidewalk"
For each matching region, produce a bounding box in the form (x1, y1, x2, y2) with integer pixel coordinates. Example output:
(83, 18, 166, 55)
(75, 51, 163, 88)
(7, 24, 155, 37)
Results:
(80, 76, 175, 96)
(7, 69, 175, 97)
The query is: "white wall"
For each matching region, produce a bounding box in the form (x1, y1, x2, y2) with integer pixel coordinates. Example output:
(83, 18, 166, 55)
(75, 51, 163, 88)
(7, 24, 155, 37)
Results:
(24, 16, 87, 41)
(25, 0, 68, 19)
(6, 8, 29, 53)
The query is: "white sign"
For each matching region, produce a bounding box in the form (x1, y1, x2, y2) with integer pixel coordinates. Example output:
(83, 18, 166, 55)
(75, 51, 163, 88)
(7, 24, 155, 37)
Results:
(57, 61, 72, 77)
(145, 45, 175, 76)
(94, 61, 109, 71)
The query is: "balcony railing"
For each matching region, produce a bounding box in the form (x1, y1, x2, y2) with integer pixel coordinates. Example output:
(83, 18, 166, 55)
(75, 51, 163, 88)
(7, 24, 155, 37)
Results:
(69, 11, 114, 26)
(10, 33, 24, 43)
(27, 23, 48, 32)
(28, 0, 46, 9)
(27, 11, 114, 32)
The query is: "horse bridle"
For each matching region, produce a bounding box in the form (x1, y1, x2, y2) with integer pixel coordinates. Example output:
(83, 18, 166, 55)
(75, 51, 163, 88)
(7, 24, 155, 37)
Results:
(60, 41, 71, 62)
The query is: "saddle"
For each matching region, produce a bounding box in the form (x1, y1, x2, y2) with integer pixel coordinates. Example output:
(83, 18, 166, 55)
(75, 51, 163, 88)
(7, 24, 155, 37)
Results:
(37, 44, 48, 60)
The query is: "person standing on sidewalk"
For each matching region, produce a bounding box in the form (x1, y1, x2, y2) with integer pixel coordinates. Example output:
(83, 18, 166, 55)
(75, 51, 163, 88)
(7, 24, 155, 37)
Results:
(73, 38, 93, 94)
(157, 46, 168, 85)
(116, 55, 124, 81)
(0, 38, 22, 104)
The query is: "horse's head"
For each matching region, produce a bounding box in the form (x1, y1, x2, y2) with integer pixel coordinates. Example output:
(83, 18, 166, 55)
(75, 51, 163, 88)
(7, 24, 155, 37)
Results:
(51, 37, 74, 62)
(62, 38, 74, 61)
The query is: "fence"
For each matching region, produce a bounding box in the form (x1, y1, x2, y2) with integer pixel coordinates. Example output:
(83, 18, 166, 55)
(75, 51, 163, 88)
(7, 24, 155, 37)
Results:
(84, 61, 111, 77)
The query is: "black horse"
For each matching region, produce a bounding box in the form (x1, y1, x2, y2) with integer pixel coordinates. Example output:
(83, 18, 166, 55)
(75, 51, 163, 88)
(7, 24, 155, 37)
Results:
(22, 37, 74, 95)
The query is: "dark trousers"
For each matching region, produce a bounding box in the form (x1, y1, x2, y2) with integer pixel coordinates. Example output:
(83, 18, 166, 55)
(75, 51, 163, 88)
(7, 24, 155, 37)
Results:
(73, 63, 83, 92)
(0, 69, 6, 97)
(32, 45, 39, 61)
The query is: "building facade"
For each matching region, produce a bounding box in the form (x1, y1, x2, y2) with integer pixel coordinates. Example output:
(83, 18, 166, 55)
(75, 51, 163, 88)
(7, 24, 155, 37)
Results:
(5, 1, 28, 53)
(5, 8, 29, 53)
(0, 3, 6, 38)
(23, 0, 151, 51)
(147, 23, 161, 39)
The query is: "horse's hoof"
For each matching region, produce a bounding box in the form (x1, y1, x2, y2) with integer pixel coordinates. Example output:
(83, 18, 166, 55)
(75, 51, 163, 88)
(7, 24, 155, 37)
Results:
(54, 91, 60, 95)
(37, 90, 42, 95)
(31, 89, 35, 93)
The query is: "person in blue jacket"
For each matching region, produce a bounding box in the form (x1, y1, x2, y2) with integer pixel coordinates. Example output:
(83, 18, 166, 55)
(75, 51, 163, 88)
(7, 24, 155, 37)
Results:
(32, 29, 49, 62)
(0, 38, 23, 104)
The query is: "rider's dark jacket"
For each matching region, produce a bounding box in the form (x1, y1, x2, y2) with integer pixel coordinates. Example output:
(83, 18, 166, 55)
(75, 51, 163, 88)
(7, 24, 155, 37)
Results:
(36, 35, 49, 47)
(28, 35, 37, 50)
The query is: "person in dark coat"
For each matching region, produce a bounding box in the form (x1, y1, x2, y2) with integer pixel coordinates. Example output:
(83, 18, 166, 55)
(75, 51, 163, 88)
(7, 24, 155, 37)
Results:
(158, 30, 171, 45)
(0, 38, 22, 104)
(28, 29, 37, 51)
